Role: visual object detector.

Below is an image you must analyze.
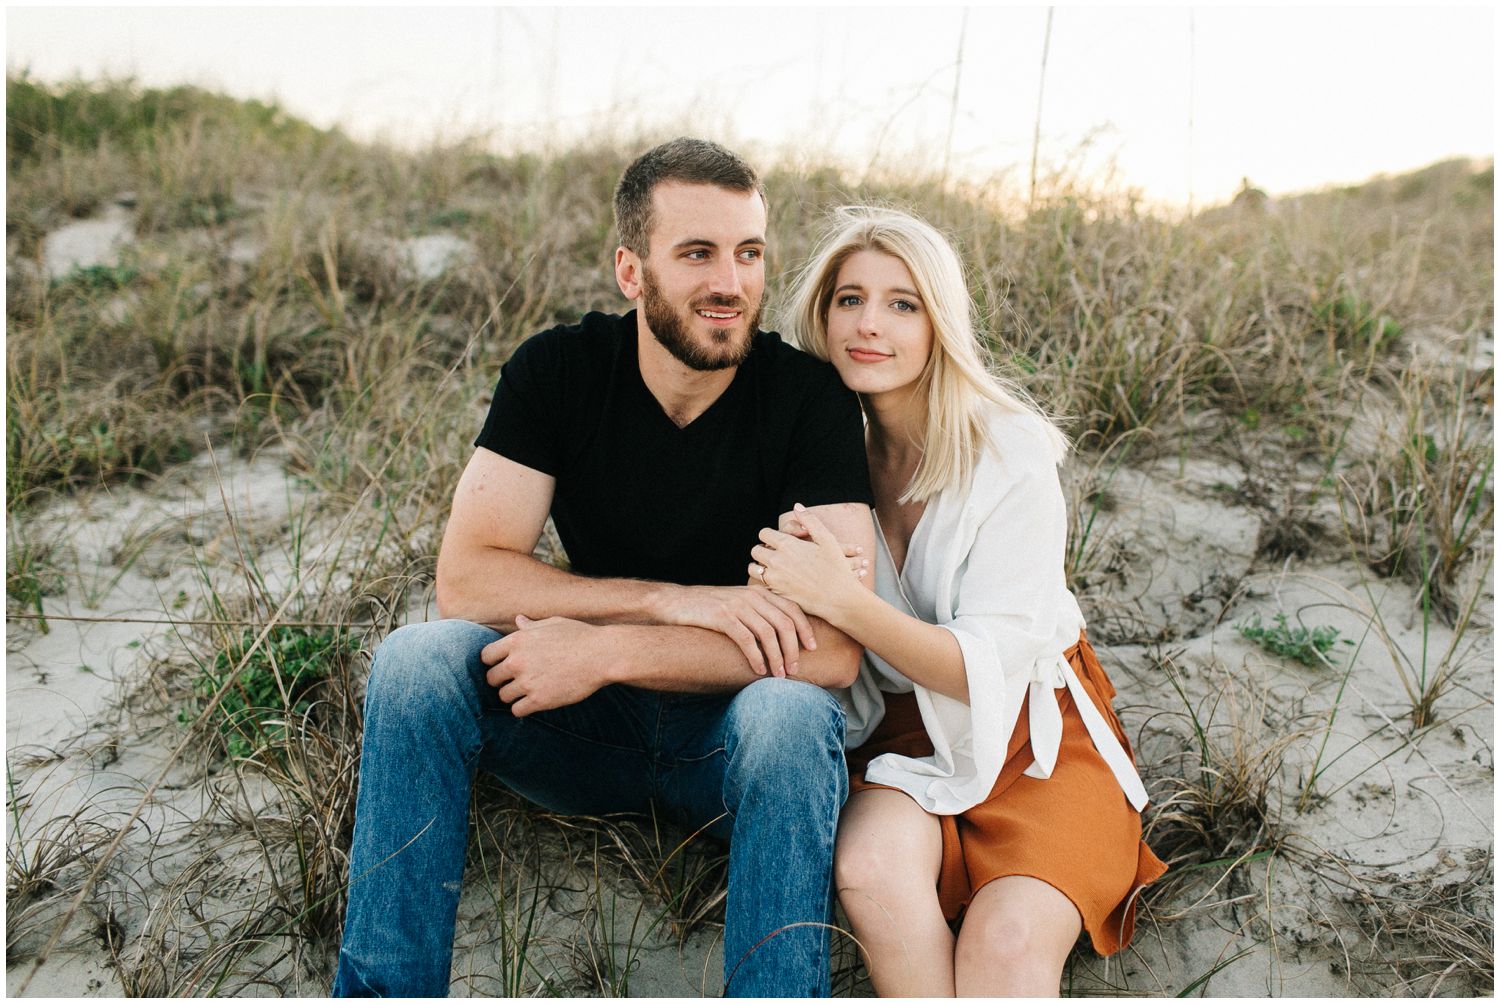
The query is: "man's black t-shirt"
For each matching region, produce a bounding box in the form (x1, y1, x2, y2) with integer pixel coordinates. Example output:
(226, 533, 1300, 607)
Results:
(475, 310, 873, 587)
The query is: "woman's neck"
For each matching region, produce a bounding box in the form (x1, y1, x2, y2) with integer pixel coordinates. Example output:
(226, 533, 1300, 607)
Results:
(862, 386, 927, 472)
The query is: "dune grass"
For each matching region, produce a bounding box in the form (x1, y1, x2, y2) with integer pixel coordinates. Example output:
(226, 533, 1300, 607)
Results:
(5, 76, 1492, 995)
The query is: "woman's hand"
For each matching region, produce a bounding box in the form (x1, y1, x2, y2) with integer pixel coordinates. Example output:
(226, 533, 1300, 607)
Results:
(749, 504, 868, 625)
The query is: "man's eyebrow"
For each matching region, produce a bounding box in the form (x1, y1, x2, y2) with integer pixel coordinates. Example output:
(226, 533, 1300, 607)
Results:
(671, 236, 767, 250)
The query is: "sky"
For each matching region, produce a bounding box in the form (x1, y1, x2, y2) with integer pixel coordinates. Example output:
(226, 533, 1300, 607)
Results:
(6, 5, 1494, 208)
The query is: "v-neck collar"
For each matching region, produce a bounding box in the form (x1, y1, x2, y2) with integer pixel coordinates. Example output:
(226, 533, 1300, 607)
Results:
(873, 502, 933, 597)
(624, 327, 748, 434)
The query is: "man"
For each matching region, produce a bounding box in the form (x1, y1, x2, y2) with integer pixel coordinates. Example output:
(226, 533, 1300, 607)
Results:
(333, 138, 877, 997)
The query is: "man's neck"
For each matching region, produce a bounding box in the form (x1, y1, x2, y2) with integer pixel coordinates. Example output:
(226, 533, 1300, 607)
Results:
(636, 325, 739, 428)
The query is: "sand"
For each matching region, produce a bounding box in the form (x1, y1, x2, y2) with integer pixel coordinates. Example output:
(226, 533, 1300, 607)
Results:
(7, 427, 1491, 996)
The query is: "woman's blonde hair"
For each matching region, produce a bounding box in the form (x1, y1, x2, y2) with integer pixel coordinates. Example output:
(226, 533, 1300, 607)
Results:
(785, 206, 1068, 503)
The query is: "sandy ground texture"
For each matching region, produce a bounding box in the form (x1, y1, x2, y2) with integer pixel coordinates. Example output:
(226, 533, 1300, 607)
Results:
(6, 429, 1492, 997)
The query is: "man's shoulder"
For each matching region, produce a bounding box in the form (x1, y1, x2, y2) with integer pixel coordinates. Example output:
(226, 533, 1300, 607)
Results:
(746, 330, 873, 507)
(476, 311, 631, 466)
(749, 328, 819, 366)
(513, 310, 631, 361)
(500, 312, 632, 393)
(747, 329, 845, 390)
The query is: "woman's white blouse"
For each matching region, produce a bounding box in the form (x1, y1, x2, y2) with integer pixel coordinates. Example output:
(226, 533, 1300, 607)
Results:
(839, 408, 1149, 816)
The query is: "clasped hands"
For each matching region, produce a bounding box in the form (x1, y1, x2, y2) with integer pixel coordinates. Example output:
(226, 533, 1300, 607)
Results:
(481, 504, 865, 716)
(656, 504, 868, 679)
(747, 503, 868, 630)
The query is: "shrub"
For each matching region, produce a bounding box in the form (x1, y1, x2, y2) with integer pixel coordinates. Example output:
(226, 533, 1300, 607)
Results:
(186, 625, 357, 761)
(1236, 612, 1352, 668)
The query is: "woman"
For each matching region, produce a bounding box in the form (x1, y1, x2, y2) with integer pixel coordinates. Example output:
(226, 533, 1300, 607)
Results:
(747, 207, 1166, 996)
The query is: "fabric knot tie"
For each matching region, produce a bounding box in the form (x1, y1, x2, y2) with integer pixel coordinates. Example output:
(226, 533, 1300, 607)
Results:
(1029, 656, 1066, 688)
(1022, 654, 1150, 811)
(1022, 655, 1069, 781)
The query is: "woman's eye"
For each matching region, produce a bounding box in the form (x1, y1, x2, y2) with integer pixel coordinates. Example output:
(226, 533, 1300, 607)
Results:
(835, 294, 862, 307)
(893, 299, 918, 313)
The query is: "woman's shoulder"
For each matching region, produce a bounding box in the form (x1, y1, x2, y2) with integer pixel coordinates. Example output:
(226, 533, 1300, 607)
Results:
(975, 404, 1062, 479)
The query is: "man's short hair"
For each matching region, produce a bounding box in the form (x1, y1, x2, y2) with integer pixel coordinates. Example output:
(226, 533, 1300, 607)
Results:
(613, 138, 766, 255)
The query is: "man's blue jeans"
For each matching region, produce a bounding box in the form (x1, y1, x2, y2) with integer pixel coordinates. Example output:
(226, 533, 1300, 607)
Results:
(332, 620, 848, 997)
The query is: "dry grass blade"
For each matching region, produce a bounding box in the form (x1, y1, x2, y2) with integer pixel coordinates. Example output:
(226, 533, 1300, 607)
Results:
(1337, 361, 1493, 627)
(1341, 850, 1492, 995)
(1137, 654, 1308, 922)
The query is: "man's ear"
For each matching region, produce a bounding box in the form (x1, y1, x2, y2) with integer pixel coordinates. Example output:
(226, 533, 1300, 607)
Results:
(615, 246, 642, 301)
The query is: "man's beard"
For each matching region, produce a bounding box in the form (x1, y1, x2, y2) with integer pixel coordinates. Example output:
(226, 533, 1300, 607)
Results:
(641, 266, 759, 372)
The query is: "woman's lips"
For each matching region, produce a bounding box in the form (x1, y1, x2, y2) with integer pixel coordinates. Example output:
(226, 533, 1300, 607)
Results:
(847, 347, 892, 363)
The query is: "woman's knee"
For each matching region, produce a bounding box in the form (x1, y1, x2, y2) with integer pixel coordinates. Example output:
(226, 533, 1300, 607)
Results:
(833, 826, 895, 901)
(957, 907, 1033, 971)
(955, 879, 1080, 980)
(834, 795, 940, 899)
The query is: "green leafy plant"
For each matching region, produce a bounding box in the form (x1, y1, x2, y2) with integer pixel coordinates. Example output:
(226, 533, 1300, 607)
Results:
(1236, 612, 1352, 668)
(1317, 291, 1403, 352)
(56, 263, 140, 291)
(5, 530, 63, 632)
(186, 625, 356, 760)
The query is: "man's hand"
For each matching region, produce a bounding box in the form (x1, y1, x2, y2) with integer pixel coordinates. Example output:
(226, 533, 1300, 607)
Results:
(482, 615, 614, 717)
(650, 583, 816, 678)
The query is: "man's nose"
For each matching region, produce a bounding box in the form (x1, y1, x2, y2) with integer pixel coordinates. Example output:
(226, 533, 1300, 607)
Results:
(706, 257, 743, 298)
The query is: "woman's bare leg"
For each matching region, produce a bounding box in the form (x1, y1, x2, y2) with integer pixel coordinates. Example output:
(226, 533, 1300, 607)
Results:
(953, 875, 1082, 997)
(835, 789, 954, 996)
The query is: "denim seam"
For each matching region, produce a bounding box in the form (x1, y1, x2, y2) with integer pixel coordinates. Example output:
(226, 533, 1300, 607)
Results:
(518, 713, 647, 755)
(334, 946, 384, 996)
(648, 692, 668, 801)
(720, 722, 740, 824)
(462, 740, 484, 774)
(670, 742, 728, 766)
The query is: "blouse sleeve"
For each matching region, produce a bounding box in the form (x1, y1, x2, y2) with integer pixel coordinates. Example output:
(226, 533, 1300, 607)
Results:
(864, 417, 1078, 813)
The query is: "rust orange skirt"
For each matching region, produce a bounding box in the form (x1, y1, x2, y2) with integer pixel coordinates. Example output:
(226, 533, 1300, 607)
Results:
(847, 632, 1167, 956)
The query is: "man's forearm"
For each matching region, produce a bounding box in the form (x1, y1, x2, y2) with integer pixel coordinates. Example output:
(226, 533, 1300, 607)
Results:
(481, 608, 862, 718)
(444, 547, 862, 691)
(440, 493, 874, 691)
(598, 618, 862, 692)
(436, 546, 670, 630)
(440, 542, 854, 682)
